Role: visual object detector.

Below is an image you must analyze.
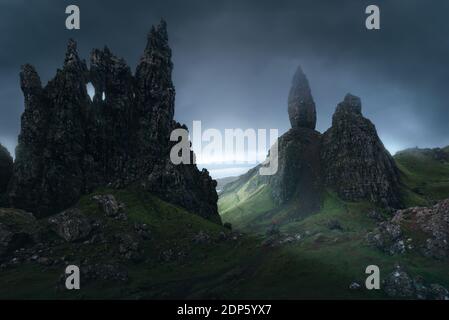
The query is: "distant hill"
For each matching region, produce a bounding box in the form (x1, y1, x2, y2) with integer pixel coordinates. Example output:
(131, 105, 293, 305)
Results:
(395, 146, 449, 206)
(215, 176, 240, 192)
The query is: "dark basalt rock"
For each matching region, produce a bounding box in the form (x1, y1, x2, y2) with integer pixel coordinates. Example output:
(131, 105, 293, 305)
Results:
(383, 264, 449, 300)
(0, 208, 37, 260)
(0, 144, 13, 199)
(268, 127, 322, 214)
(391, 199, 449, 259)
(287, 66, 317, 130)
(8, 20, 221, 224)
(222, 67, 403, 221)
(321, 94, 402, 209)
(48, 208, 92, 242)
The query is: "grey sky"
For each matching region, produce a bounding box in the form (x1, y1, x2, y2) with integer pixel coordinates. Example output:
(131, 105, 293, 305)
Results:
(1, 0, 448, 177)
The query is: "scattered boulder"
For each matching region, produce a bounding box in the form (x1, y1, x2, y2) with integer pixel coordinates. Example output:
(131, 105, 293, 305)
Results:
(134, 223, 151, 240)
(92, 194, 127, 220)
(48, 208, 92, 242)
(391, 199, 449, 259)
(366, 221, 406, 255)
(383, 264, 449, 300)
(367, 210, 384, 222)
(349, 282, 361, 290)
(192, 231, 211, 244)
(0, 209, 36, 259)
(114, 233, 142, 262)
(383, 265, 416, 298)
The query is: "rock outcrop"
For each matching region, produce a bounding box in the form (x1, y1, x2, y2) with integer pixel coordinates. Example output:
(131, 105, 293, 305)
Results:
(287, 66, 317, 130)
(367, 198, 449, 259)
(8, 20, 220, 223)
(391, 199, 449, 259)
(0, 144, 13, 202)
(220, 67, 403, 223)
(268, 66, 322, 211)
(383, 264, 449, 300)
(321, 94, 402, 209)
(0, 208, 37, 259)
(268, 128, 322, 212)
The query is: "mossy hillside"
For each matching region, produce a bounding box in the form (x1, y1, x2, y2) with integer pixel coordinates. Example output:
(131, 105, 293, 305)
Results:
(2, 187, 449, 299)
(395, 148, 449, 206)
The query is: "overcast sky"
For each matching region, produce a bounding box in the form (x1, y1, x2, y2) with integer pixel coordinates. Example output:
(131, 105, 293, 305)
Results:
(1, 0, 448, 177)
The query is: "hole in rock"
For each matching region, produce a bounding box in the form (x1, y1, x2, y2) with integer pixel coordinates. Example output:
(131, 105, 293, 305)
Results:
(86, 82, 95, 101)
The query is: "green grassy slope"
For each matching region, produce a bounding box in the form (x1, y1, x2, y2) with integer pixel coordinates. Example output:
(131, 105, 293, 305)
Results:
(211, 147, 449, 299)
(219, 174, 275, 230)
(219, 146, 449, 232)
(395, 147, 449, 206)
(2, 185, 449, 299)
(2, 146, 449, 299)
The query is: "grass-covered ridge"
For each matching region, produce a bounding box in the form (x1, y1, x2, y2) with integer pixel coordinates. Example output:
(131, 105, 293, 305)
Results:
(394, 147, 449, 206)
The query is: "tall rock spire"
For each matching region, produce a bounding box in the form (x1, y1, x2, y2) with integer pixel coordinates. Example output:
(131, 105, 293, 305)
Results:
(135, 19, 175, 157)
(288, 66, 317, 130)
(321, 93, 402, 209)
(9, 21, 221, 223)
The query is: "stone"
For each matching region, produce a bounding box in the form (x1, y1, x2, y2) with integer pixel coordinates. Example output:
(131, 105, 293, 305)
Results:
(383, 264, 415, 298)
(0, 208, 36, 259)
(321, 94, 402, 209)
(287, 66, 316, 129)
(92, 194, 124, 218)
(429, 284, 449, 300)
(383, 264, 449, 300)
(366, 221, 405, 255)
(367, 210, 384, 221)
(268, 127, 323, 212)
(221, 70, 403, 224)
(115, 233, 142, 261)
(192, 231, 211, 244)
(0, 144, 13, 198)
(349, 282, 361, 290)
(48, 208, 92, 242)
(8, 20, 221, 224)
(392, 199, 449, 259)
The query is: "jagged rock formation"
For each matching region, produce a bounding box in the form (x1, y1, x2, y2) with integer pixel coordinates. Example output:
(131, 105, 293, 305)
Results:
(391, 199, 449, 259)
(288, 66, 317, 130)
(0, 144, 13, 196)
(321, 94, 401, 208)
(268, 128, 322, 212)
(220, 67, 403, 224)
(8, 21, 220, 223)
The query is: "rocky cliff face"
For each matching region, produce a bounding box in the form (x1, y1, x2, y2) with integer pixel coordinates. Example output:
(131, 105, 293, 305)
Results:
(275, 71, 401, 211)
(220, 66, 402, 220)
(287, 66, 317, 130)
(367, 198, 449, 260)
(321, 94, 401, 209)
(268, 66, 321, 212)
(8, 21, 220, 223)
(0, 144, 13, 201)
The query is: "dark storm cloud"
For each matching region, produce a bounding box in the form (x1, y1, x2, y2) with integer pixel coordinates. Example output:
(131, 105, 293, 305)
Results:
(1, 0, 448, 159)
